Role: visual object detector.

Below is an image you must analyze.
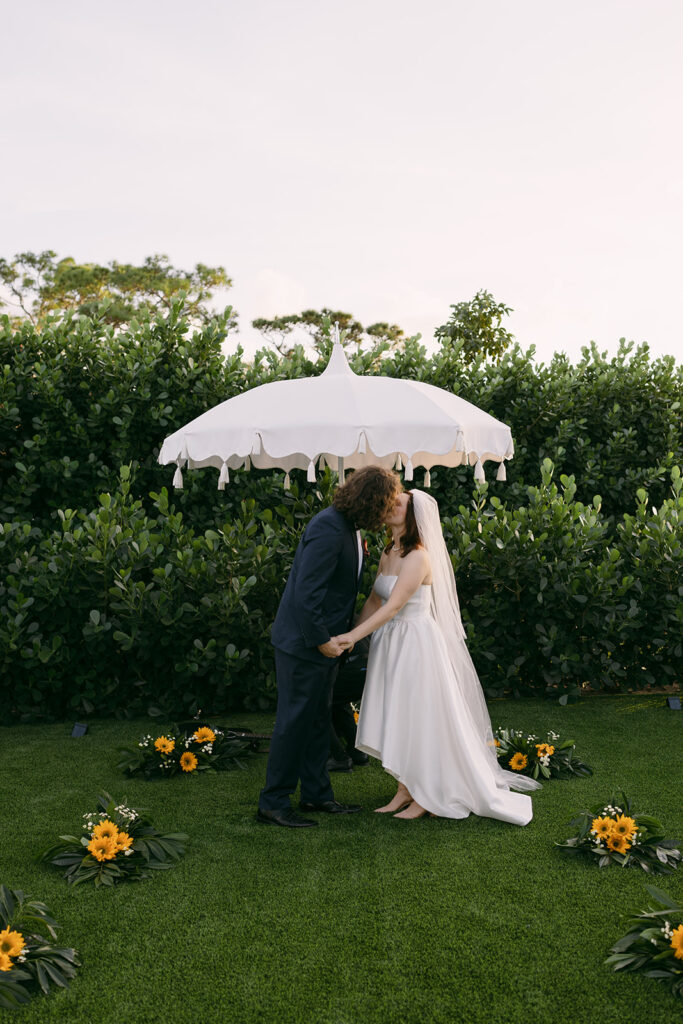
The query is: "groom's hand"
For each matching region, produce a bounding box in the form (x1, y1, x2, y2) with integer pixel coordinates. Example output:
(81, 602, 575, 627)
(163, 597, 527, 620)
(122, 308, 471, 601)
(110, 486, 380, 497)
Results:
(318, 638, 345, 658)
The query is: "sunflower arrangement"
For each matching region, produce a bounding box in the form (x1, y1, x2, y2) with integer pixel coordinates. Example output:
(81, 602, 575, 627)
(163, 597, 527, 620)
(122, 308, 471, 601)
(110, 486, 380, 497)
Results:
(116, 723, 252, 778)
(0, 885, 80, 1010)
(556, 791, 681, 874)
(493, 727, 592, 780)
(39, 792, 188, 887)
(606, 885, 683, 998)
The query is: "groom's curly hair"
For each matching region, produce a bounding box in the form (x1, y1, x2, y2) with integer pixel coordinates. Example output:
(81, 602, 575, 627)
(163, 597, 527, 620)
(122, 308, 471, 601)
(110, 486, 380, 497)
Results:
(333, 466, 401, 531)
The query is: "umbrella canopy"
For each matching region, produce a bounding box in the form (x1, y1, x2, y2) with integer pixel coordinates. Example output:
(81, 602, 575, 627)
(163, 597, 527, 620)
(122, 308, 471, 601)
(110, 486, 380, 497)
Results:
(158, 340, 513, 489)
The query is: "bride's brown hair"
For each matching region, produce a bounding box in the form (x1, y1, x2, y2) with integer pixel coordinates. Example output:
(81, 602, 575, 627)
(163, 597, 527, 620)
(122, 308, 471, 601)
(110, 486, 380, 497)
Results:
(384, 491, 421, 557)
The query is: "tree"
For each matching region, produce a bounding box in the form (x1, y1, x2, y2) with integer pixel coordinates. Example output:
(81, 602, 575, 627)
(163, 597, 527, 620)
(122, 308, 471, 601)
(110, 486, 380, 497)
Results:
(0, 251, 234, 327)
(435, 290, 514, 362)
(252, 308, 404, 357)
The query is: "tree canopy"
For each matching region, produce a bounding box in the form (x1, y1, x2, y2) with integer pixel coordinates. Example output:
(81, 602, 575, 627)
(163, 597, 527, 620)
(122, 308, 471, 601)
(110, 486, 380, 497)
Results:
(252, 308, 405, 357)
(0, 251, 233, 328)
(435, 290, 514, 362)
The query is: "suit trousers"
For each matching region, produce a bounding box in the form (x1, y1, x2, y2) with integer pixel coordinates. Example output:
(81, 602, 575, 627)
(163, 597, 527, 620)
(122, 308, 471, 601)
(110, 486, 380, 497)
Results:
(259, 649, 339, 812)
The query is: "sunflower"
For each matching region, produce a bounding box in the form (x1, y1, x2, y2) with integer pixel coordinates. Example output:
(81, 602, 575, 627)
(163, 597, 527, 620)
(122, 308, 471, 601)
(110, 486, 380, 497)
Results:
(92, 819, 119, 841)
(115, 830, 133, 852)
(494, 738, 501, 748)
(591, 816, 615, 838)
(193, 727, 216, 744)
(509, 752, 528, 771)
(535, 743, 555, 758)
(87, 835, 118, 861)
(155, 735, 175, 755)
(0, 951, 13, 972)
(671, 925, 683, 961)
(180, 751, 198, 772)
(0, 928, 25, 958)
(606, 833, 631, 854)
(613, 815, 638, 840)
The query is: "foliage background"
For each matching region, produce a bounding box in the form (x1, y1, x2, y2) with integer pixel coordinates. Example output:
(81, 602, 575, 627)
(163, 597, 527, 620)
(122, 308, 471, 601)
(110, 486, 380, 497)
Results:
(1, 308, 681, 722)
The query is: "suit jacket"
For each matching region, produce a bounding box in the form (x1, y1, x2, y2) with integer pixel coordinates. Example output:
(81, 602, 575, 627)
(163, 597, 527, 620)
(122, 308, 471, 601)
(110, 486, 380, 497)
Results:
(271, 506, 362, 665)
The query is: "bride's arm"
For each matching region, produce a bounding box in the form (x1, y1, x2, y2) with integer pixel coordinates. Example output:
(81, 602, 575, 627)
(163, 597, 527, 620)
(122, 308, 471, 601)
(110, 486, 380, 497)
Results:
(337, 549, 430, 646)
(353, 552, 387, 628)
(354, 588, 382, 627)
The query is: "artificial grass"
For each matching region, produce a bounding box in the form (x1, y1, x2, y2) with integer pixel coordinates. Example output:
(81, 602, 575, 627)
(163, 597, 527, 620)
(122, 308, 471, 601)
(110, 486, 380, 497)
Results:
(2, 696, 682, 1024)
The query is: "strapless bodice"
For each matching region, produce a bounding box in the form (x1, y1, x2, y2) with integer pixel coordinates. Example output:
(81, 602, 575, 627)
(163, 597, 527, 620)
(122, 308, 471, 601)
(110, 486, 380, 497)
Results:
(373, 573, 432, 621)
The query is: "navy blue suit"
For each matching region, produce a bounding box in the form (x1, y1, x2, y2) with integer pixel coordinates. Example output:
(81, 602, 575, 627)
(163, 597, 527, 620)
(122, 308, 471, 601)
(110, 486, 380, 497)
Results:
(259, 506, 362, 812)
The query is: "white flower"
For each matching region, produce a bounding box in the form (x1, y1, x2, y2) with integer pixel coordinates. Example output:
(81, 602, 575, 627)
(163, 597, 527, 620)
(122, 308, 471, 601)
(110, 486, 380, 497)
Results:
(124, 848, 134, 856)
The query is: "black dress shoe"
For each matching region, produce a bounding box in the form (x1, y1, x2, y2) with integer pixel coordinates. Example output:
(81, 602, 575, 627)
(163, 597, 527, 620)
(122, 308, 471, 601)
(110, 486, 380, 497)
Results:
(257, 808, 318, 828)
(349, 748, 369, 766)
(299, 800, 362, 814)
(326, 755, 353, 773)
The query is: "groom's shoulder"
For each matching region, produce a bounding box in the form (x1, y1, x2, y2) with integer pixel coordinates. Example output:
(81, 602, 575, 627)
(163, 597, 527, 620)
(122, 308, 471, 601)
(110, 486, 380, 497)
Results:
(303, 505, 346, 540)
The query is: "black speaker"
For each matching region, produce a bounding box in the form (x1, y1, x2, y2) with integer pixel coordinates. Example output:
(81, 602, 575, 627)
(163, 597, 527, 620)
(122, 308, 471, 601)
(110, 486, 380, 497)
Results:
(70, 722, 88, 737)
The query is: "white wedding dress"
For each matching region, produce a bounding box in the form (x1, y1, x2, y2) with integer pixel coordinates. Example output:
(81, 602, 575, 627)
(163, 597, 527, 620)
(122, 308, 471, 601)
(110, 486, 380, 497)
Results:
(356, 574, 534, 825)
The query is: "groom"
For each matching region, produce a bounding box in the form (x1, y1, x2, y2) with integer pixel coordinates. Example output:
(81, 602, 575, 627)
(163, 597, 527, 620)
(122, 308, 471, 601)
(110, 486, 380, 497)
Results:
(257, 465, 400, 828)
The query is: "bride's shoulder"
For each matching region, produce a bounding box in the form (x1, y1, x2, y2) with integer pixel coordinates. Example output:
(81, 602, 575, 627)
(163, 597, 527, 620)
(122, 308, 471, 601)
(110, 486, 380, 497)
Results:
(404, 545, 430, 568)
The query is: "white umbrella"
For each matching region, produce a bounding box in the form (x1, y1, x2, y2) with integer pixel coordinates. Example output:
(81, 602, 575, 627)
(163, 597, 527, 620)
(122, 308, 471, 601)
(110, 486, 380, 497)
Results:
(158, 334, 513, 489)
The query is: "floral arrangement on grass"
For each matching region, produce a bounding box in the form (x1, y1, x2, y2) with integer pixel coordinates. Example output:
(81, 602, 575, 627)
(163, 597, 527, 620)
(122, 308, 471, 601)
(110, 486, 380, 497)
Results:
(39, 792, 188, 887)
(605, 885, 683, 998)
(556, 791, 681, 874)
(116, 724, 253, 778)
(0, 885, 80, 1010)
(493, 727, 592, 780)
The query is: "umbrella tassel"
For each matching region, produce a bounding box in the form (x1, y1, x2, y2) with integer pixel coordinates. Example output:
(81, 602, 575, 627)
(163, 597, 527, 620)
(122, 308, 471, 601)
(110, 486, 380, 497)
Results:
(284, 472, 291, 490)
(496, 461, 506, 481)
(404, 459, 414, 482)
(423, 469, 431, 488)
(394, 454, 403, 471)
(173, 464, 183, 489)
(244, 456, 251, 471)
(307, 460, 316, 483)
(218, 462, 230, 490)
(474, 459, 485, 482)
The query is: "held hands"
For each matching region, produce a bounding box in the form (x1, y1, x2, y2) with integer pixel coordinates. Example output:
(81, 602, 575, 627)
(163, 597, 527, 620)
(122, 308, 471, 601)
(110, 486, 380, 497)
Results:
(317, 635, 355, 658)
(334, 633, 355, 653)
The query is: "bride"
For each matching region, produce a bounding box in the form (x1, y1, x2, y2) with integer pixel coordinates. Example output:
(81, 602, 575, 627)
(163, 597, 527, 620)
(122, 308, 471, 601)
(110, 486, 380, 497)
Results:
(334, 489, 540, 823)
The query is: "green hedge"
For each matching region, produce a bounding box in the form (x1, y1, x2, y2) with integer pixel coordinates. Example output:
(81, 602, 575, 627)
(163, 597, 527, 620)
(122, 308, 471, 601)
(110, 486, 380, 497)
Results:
(1, 309, 681, 721)
(1, 462, 680, 723)
(2, 308, 681, 528)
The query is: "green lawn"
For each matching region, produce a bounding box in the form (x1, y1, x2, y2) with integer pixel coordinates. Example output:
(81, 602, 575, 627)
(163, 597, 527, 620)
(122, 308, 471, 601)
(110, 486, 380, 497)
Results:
(2, 696, 682, 1024)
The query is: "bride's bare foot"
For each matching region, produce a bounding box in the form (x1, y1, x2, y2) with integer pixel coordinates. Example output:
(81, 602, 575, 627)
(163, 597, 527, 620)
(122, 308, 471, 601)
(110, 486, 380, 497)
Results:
(393, 800, 432, 820)
(374, 786, 412, 813)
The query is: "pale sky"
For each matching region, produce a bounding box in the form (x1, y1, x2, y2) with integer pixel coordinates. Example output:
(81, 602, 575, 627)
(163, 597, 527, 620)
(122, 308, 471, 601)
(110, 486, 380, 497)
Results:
(3, 0, 682, 363)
